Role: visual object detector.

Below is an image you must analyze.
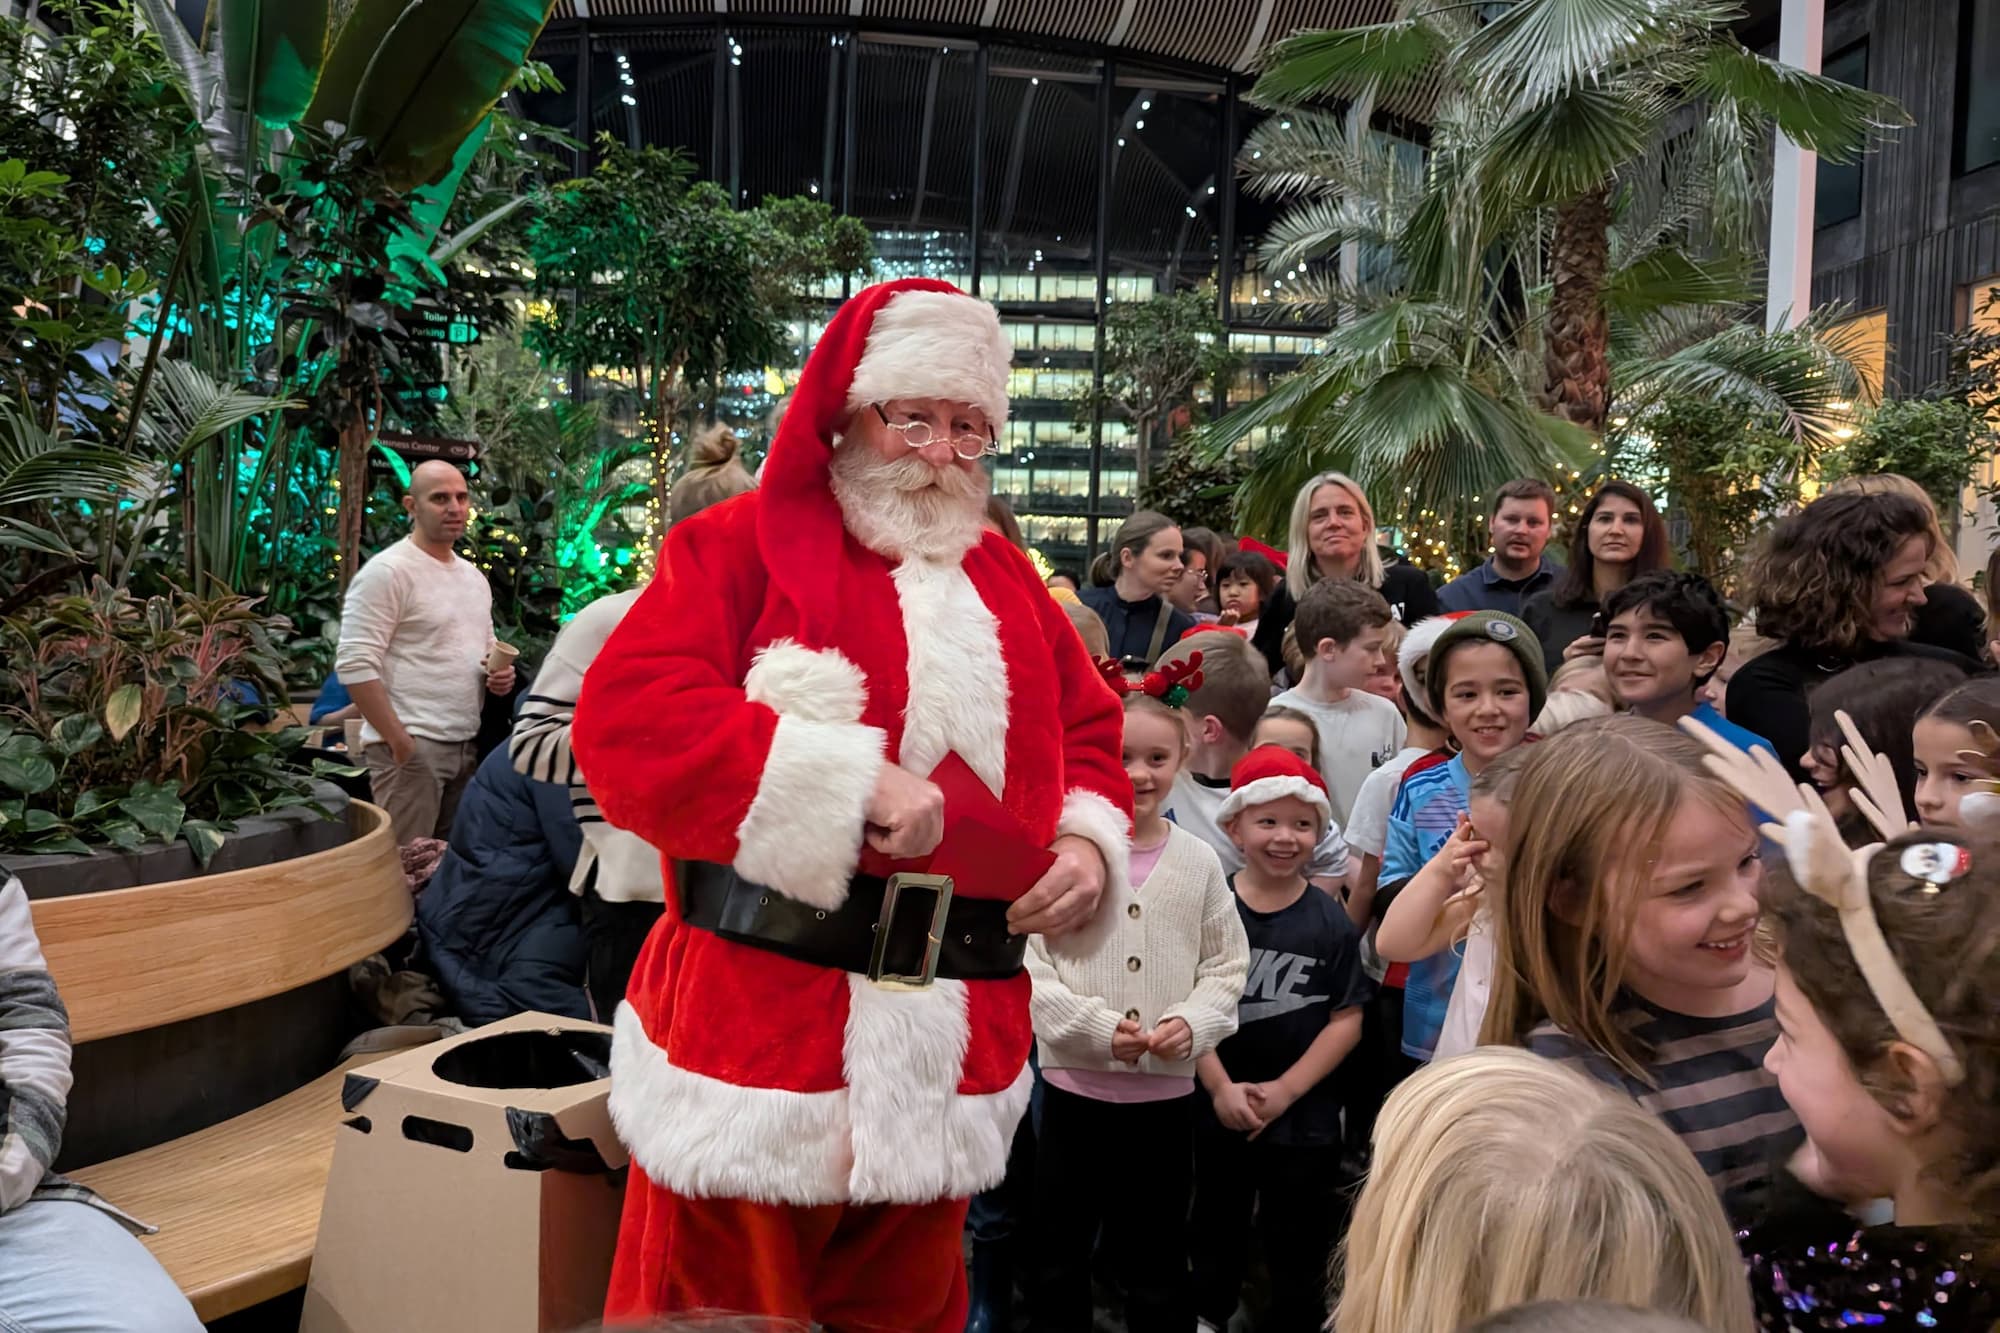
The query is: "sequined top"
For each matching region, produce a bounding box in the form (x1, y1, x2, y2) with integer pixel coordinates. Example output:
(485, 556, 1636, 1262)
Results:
(1740, 1223, 1999, 1330)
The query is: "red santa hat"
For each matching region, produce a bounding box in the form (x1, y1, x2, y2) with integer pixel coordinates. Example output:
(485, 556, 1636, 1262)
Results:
(757, 278, 1013, 639)
(1237, 536, 1288, 570)
(1216, 745, 1332, 833)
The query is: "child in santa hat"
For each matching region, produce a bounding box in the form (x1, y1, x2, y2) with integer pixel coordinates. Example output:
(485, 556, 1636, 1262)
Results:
(1189, 747, 1374, 1333)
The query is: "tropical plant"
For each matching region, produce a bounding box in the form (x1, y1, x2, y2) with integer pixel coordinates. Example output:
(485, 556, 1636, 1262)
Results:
(1251, 0, 1906, 432)
(1821, 397, 2000, 529)
(1085, 288, 1241, 496)
(0, 581, 352, 864)
(1139, 438, 1247, 536)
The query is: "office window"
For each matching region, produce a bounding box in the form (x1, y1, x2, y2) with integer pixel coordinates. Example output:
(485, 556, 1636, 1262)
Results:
(1959, 0, 2000, 175)
(1816, 40, 1866, 226)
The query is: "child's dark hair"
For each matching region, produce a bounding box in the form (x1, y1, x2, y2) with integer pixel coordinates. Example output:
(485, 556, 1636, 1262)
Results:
(1768, 826, 2000, 1263)
(1600, 571, 1732, 687)
(1920, 675, 2000, 733)
(1216, 548, 1279, 598)
(1255, 704, 1322, 770)
(1808, 658, 1968, 827)
(1293, 577, 1392, 655)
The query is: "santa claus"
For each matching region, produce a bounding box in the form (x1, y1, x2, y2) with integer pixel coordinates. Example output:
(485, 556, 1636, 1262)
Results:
(571, 277, 1133, 1328)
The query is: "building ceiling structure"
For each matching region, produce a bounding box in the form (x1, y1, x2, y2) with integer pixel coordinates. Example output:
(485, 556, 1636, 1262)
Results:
(553, 0, 1404, 76)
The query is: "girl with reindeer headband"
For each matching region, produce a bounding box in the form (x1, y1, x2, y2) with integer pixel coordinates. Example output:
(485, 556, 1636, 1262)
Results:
(1024, 653, 1251, 1331)
(1683, 711, 2000, 1328)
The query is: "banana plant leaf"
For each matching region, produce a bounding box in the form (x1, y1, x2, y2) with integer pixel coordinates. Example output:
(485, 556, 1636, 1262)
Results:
(384, 116, 490, 298)
(221, 0, 332, 129)
(306, 0, 558, 190)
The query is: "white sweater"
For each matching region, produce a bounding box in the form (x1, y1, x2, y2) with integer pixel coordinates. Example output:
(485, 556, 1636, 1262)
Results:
(1028, 824, 1249, 1080)
(335, 537, 495, 745)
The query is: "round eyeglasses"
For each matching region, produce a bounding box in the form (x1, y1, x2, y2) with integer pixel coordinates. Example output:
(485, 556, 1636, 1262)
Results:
(873, 403, 998, 460)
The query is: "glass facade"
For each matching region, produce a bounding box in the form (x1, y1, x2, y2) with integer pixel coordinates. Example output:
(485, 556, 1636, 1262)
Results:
(528, 18, 1321, 568)
(1815, 40, 1867, 226)
(1958, 0, 2000, 176)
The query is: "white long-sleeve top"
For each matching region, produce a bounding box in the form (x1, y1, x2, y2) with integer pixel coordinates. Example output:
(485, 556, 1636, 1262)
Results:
(334, 536, 495, 745)
(509, 589, 666, 903)
(1028, 823, 1249, 1080)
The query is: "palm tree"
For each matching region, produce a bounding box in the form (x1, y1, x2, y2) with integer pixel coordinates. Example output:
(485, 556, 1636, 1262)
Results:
(1204, 1, 1897, 537)
(1254, 0, 1904, 432)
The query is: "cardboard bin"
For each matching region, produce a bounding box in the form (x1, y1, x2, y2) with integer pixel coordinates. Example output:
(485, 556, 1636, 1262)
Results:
(300, 1012, 629, 1333)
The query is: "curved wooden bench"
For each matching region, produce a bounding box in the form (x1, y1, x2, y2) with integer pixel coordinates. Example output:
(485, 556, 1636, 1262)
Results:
(32, 799, 411, 1042)
(33, 800, 413, 1322)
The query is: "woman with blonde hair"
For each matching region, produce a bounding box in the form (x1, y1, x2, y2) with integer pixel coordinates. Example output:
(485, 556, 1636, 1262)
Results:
(1250, 471, 1440, 678)
(668, 423, 757, 525)
(1822, 472, 1985, 661)
(1333, 1046, 1755, 1333)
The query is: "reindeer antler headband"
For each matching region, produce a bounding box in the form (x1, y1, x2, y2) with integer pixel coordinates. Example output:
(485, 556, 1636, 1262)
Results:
(1098, 652, 1204, 709)
(1678, 712, 1964, 1086)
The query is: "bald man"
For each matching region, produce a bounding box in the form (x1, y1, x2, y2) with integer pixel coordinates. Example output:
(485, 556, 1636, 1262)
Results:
(335, 461, 513, 844)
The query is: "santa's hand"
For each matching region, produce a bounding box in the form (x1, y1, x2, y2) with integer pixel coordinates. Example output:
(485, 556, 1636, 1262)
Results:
(1008, 834, 1106, 937)
(863, 762, 945, 859)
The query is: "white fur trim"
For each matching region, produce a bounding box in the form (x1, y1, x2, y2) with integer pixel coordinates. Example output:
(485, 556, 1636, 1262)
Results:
(1399, 614, 1461, 716)
(844, 976, 1030, 1201)
(744, 638, 868, 724)
(845, 290, 1012, 428)
(609, 1002, 853, 1204)
(734, 647, 886, 909)
(1042, 788, 1136, 963)
(1217, 776, 1332, 830)
(607, 997, 1031, 1206)
(891, 559, 1010, 798)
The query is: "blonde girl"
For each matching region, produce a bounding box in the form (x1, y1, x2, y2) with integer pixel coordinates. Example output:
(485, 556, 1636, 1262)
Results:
(1026, 685, 1249, 1330)
(1480, 716, 1801, 1222)
(1333, 1046, 1755, 1333)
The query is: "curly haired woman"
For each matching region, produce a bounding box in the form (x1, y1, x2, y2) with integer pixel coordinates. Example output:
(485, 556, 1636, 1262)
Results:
(1727, 490, 1979, 780)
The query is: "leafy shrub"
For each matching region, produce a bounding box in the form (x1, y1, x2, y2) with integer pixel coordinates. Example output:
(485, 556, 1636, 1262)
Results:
(0, 582, 352, 864)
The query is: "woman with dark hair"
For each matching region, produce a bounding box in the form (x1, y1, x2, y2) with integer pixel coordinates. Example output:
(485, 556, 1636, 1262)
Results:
(1728, 490, 1981, 780)
(1823, 472, 1987, 661)
(1079, 509, 1194, 665)
(1172, 525, 1226, 616)
(1519, 480, 1669, 670)
(1250, 471, 1441, 679)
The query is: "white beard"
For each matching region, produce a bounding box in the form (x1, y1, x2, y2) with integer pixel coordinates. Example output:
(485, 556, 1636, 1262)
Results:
(829, 445, 989, 565)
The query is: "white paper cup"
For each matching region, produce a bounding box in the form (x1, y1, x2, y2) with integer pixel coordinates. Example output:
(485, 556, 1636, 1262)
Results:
(343, 718, 365, 754)
(485, 641, 520, 675)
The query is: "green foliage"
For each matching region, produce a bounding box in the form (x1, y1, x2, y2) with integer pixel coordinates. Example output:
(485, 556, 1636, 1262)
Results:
(0, 582, 346, 864)
(1139, 440, 1247, 536)
(1620, 394, 1808, 591)
(1094, 290, 1241, 473)
(1822, 400, 2000, 525)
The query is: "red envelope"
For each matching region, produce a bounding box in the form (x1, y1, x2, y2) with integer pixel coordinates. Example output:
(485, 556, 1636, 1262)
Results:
(861, 752, 1057, 901)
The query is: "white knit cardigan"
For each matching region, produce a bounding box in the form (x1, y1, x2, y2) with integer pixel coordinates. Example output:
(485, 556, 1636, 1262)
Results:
(1028, 823, 1249, 1080)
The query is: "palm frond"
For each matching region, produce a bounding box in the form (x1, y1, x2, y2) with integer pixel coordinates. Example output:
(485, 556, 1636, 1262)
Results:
(0, 403, 155, 508)
(1461, 0, 1729, 116)
(1617, 319, 1867, 447)
(135, 361, 297, 462)
(1694, 43, 1911, 162)
(1482, 82, 1672, 206)
(1603, 250, 1752, 318)
(1249, 20, 1444, 108)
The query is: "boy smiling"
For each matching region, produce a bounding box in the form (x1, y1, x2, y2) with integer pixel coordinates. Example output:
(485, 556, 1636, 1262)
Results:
(1603, 571, 1771, 757)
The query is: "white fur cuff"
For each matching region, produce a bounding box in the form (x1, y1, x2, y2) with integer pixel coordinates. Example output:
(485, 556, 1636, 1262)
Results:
(1043, 788, 1135, 963)
(733, 713, 886, 910)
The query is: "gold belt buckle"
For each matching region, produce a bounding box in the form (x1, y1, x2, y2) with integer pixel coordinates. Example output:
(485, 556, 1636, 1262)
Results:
(867, 872, 955, 991)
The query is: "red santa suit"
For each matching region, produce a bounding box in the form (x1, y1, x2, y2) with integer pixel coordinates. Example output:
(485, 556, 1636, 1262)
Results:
(571, 278, 1133, 1330)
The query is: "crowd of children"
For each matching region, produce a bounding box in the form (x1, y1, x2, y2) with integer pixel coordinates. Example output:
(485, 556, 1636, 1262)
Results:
(973, 479, 2000, 1333)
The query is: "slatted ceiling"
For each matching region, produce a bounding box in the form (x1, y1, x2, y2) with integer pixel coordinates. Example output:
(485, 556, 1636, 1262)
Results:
(984, 75, 1099, 249)
(991, 0, 1124, 44)
(729, 0, 851, 12)
(865, 0, 987, 23)
(584, 0, 711, 14)
(1120, 0, 1244, 71)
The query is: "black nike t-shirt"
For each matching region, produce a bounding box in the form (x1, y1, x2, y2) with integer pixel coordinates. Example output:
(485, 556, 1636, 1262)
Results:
(1211, 877, 1375, 1147)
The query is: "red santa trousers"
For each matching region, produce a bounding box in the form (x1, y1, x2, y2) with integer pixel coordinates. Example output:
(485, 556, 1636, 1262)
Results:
(603, 1162, 970, 1331)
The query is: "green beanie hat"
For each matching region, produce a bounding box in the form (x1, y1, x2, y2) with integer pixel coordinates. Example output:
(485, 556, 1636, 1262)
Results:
(1424, 610, 1549, 723)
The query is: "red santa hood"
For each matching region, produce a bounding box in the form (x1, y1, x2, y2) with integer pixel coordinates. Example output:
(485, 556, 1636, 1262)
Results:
(758, 277, 1013, 640)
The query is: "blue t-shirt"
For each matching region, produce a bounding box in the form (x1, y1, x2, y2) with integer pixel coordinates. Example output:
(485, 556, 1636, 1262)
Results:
(1689, 701, 1773, 759)
(1380, 753, 1473, 1061)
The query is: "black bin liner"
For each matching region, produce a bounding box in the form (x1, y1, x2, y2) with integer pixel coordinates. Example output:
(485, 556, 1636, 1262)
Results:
(430, 1028, 612, 1090)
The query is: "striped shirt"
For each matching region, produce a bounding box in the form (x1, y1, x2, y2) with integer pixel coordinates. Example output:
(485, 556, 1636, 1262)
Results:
(1380, 753, 1472, 1059)
(507, 589, 665, 904)
(1527, 994, 1803, 1223)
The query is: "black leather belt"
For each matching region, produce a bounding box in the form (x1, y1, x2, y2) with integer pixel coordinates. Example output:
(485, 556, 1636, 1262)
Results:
(676, 860, 1027, 986)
